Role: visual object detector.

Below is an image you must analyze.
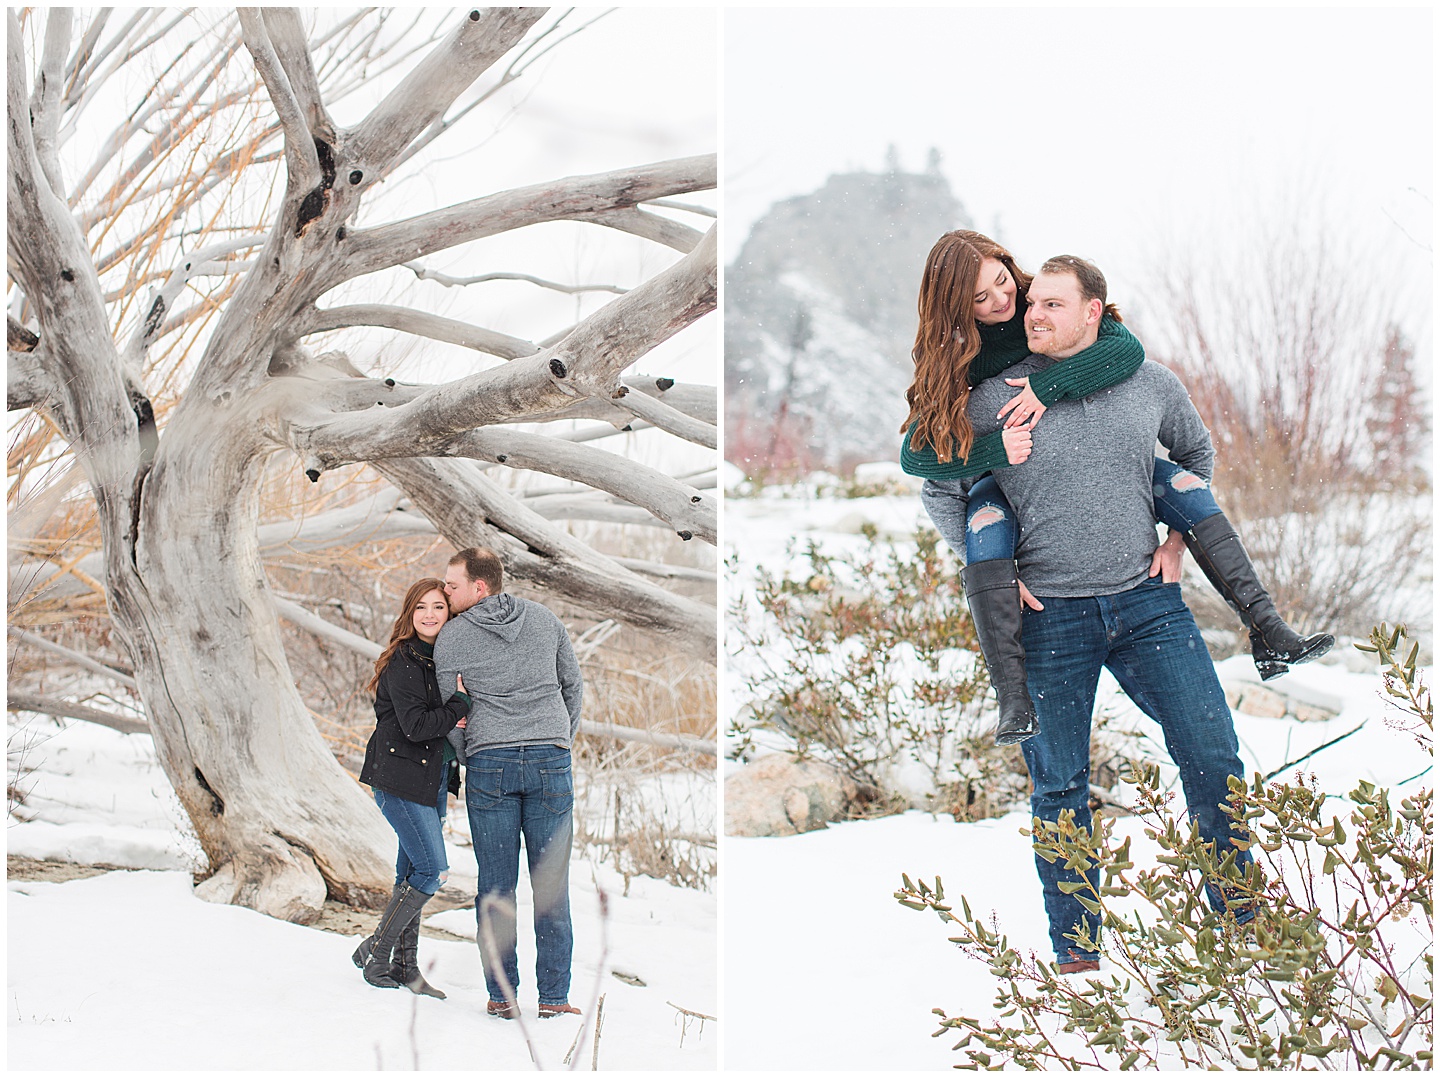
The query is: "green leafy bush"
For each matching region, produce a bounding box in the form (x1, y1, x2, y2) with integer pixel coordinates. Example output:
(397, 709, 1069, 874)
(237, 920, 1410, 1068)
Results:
(729, 525, 1025, 817)
(896, 624, 1431, 1070)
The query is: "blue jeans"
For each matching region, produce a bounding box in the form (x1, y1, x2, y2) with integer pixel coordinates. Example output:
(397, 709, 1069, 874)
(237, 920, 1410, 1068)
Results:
(466, 746, 575, 1006)
(1018, 576, 1253, 961)
(374, 784, 449, 895)
(963, 458, 1222, 563)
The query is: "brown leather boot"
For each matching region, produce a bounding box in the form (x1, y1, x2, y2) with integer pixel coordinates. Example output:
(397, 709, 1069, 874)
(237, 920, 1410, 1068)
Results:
(487, 999, 520, 1020)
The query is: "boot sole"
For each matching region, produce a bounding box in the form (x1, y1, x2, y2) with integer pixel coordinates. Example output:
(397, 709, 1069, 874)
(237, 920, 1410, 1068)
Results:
(1257, 635, 1335, 681)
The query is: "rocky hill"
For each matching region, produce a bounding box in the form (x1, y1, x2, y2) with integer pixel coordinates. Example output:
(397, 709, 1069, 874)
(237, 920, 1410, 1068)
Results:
(725, 166, 972, 473)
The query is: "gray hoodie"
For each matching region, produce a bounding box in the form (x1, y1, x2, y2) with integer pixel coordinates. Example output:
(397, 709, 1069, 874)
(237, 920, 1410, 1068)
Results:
(435, 593, 583, 757)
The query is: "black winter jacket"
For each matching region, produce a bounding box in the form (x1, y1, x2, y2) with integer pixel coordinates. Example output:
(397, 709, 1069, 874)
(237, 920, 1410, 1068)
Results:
(360, 640, 469, 806)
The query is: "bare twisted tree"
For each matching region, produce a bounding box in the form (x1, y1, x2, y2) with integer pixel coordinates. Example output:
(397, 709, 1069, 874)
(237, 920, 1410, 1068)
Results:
(8, 7, 716, 922)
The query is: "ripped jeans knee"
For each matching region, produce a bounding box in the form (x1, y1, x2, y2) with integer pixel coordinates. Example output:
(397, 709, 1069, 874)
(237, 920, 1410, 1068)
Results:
(1151, 457, 1222, 532)
(968, 504, 1009, 532)
(964, 477, 1019, 563)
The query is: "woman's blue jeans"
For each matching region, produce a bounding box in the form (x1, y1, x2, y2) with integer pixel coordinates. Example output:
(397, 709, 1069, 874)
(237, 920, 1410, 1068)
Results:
(465, 745, 575, 1007)
(964, 457, 1222, 564)
(374, 784, 448, 896)
(1019, 577, 1254, 961)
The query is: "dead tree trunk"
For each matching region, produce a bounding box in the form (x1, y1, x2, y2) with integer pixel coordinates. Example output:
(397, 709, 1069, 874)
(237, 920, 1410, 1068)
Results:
(8, 8, 717, 921)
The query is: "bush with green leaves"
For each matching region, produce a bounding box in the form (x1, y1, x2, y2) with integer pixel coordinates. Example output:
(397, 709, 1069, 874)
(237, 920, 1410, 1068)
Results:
(896, 624, 1431, 1070)
(729, 524, 1030, 817)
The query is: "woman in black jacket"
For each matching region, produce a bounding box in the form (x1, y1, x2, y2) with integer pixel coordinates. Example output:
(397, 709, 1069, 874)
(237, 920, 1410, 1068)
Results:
(352, 577, 470, 998)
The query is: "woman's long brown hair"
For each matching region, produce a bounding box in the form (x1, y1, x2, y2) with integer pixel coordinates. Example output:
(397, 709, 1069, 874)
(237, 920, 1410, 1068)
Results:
(366, 577, 449, 697)
(902, 230, 1032, 462)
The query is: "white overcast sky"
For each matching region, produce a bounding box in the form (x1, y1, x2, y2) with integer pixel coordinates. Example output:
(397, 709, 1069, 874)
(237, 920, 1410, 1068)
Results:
(723, 6, 1433, 330)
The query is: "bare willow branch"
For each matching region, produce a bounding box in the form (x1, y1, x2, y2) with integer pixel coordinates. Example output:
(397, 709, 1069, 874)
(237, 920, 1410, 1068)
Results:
(610, 558, 715, 584)
(393, 8, 612, 170)
(646, 198, 716, 218)
(525, 498, 671, 530)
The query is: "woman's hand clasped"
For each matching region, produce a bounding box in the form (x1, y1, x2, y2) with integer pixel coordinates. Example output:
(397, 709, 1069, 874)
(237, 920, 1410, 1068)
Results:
(1002, 425, 1033, 465)
(998, 377, 1046, 429)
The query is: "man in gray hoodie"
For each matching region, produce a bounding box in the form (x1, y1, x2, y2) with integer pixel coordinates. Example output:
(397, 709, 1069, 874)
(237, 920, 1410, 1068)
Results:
(435, 547, 584, 1020)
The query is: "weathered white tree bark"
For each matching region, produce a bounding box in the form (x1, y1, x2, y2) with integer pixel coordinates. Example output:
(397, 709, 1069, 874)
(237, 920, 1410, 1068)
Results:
(8, 8, 716, 922)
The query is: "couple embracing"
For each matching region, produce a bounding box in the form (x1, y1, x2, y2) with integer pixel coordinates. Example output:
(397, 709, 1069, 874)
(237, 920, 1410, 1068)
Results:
(353, 547, 584, 1020)
(902, 233, 1333, 970)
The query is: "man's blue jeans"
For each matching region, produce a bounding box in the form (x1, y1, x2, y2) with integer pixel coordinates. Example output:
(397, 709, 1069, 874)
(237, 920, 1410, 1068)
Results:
(465, 745, 575, 1006)
(374, 784, 448, 895)
(1018, 576, 1252, 961)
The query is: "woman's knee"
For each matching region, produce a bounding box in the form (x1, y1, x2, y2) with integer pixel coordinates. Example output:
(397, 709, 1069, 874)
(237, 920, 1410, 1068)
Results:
(1151, 458, 1221, 530)
(965, 489, 1017, 561)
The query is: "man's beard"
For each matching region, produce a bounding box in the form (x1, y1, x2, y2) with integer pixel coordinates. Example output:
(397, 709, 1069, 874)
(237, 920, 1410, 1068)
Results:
(1026, 323, 1086, 356)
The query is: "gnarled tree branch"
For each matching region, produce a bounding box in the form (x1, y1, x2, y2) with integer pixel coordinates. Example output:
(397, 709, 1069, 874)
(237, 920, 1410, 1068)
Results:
(336, 155, 716, 285)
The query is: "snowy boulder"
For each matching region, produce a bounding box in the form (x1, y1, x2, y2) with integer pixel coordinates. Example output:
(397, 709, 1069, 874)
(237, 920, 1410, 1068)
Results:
(724, 754, 862, 837)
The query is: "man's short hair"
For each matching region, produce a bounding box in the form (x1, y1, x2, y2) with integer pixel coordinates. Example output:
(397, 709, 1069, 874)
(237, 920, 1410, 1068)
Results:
(1039, 255, 1108, 308)
(449, 547, 504, 595)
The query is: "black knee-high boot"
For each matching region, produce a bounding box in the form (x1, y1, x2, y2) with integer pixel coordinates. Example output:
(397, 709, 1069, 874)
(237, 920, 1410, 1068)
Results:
(1182, 514, 1334, 681)
(352, 883, 403, 982)
(356, 882, 433, 989)
(962, 559, 1039, 746)
(394, 910, 446, 999)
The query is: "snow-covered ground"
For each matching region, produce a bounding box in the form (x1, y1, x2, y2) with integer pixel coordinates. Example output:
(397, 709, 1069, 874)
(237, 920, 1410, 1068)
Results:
(723, 473, 1432, 1070)
(7, 716, 716, 1071)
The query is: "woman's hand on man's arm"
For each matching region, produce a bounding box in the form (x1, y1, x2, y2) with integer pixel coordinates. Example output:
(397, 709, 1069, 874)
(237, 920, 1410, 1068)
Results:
(998, 376, 1046, 429)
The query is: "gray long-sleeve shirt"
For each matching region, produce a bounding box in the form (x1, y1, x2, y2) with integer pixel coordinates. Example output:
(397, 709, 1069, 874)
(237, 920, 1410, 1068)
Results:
(434, 593, 583, 757)
(922, 357, 1215, 597)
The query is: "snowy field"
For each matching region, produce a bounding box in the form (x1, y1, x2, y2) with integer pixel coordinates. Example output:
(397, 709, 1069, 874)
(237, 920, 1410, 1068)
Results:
(723, 472, 1432, 1071)
(7, 717, 716, 1071)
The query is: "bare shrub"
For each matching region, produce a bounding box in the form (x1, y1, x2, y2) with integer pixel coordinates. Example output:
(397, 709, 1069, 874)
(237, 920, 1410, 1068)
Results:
(1137, 200, 1432, 643)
